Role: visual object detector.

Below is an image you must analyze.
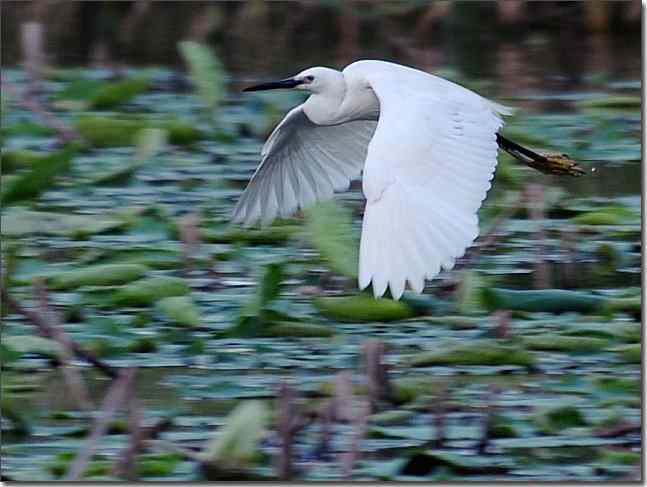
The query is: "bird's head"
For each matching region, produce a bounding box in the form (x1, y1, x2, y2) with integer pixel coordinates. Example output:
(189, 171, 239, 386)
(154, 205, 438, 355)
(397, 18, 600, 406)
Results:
(243, 67, 342, 94)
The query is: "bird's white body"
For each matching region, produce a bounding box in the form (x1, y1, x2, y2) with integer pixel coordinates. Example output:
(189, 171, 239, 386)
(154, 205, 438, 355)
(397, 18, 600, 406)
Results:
(234, 60, 512, 299)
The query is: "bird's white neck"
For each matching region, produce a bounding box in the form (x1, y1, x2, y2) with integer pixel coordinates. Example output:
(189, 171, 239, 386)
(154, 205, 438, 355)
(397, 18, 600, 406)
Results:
(302, 78, 347, 126)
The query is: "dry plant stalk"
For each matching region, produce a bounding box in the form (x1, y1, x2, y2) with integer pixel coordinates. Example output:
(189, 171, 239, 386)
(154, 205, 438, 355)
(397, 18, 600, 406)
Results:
(33, 280, 94, 411)
(362, 339, 392, 410)
(113, 412, 173, 480)
(277, 382, 298, 480)
(2, 288, 118, 378)
(178, 213, 201, 272)
(526, 184, 550, 289)
(493, 310, 512, 339)
(313, 399, 335, 461)
(65, 368, 137, 481)
(477, 385, 499, 455)
(560, 228, 579, 288)
(334, 370, 354, 422)
(3, 81, 80, 143)
(340, 399, 371, 479)
(113, 396, 143, 480)
(432, 381, 449, 448)
(21, 22, 45, 84)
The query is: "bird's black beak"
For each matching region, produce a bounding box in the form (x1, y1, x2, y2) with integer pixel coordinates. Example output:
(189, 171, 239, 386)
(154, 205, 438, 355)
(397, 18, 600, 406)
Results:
(243, 78, 302, 92)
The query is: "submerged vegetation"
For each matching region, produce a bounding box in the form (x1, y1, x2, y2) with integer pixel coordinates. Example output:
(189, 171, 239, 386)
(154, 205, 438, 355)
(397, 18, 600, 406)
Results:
(1, 26, 641, 482)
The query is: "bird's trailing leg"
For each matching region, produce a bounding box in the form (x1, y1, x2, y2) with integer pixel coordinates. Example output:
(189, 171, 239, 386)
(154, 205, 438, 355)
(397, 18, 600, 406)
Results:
(496, 133, 586, 177)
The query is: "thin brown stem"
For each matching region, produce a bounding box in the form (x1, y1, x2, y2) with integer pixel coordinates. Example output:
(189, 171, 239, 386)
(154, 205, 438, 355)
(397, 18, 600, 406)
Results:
(65, 368, 137, 481)
(33, 281, 94, 411)
(2, 288, 118, 379)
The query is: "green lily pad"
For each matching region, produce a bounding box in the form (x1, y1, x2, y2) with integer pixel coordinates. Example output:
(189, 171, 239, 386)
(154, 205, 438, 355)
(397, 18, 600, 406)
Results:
(203, 225, 300, 244)
(409, 341, 535, 368)
(571, 206, 637, 226)
(2, 336, 63, 358)
(576, 95, 640, 110)
(90, 77, 149, 110)
(156, 296, 201, 327)
(112, 276, 191, 307)
(617, 344, 640, 363)
(535, 405, 587, 434)
(481, 288, 605, 314)
(48, 264, 147, 290)
(1, 149, 50, 173)
(200, 401, 268, 469)
(1, 209, 127, 238)
(77, 116, 202, 147)
(314, 294, 415, 322)
(523, 335, 609, 353)
(1, 145, 76, 205)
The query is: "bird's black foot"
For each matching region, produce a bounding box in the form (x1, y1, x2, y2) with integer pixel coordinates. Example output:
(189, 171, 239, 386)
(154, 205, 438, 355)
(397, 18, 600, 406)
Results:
(496, 133, 586, 177)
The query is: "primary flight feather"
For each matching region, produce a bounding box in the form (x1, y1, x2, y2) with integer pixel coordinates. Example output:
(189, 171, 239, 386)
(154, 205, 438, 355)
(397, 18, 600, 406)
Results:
(234, 60, 576, 300)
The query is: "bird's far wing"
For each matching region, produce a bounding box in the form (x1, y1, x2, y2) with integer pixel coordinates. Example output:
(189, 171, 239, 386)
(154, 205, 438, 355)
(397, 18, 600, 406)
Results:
(232, 105, 377, 226)
(357, 63, 506, 299)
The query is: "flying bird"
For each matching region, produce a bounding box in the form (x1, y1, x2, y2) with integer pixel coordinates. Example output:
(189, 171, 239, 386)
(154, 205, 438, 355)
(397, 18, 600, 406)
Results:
(234, 60, 583, 300)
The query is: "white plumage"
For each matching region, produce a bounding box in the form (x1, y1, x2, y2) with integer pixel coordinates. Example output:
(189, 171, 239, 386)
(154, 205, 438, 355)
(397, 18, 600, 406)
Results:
(234, 60, 512, 300)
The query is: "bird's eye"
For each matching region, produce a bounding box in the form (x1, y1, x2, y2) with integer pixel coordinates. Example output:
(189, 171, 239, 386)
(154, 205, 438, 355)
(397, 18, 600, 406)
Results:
(303, 75, 315, 83)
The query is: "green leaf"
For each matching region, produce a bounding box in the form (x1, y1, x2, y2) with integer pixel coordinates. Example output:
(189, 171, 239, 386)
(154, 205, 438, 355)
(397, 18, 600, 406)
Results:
(523, 335, 609, 353)
(134, 127, 167, 162)
(112, 276, 191, 307)
(409, 340, 535, 368)
(0, 343, 22, 365)
(456, 270, 486, 315)
(48, 264, 147, 290)
(314, 294, 415, 322)
(2, 336, 63, 358)
(1, 209, 126, 238)
(617, 344, 641, 363)
(178, 41, 224, 120)
(89, 77, 149, 110)
(77, 116, 202, 147)
(1, 397, 31, 436)
(304, 201, 359, 278)
(1, 145, 76, 206)
(1, 149, 51, 173)
(571, 206, 637, 226)
(535, 405, 587, 434)
(200, 401, 268, 469)
(203, 225, 300, 244)
(480, 288, 606, 314)
(576, 95, 641, 110)
(257, 262, 283, 308)
(156, 296, 201, 327)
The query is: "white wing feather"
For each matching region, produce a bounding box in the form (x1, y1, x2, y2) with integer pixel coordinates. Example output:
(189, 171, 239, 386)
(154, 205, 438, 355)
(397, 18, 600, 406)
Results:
(232, 106, 377, 225)
(348, 61, 506, 299)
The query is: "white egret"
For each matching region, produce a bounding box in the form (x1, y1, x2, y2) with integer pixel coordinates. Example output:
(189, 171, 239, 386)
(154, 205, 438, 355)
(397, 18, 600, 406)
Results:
(234, 60, 583, 300)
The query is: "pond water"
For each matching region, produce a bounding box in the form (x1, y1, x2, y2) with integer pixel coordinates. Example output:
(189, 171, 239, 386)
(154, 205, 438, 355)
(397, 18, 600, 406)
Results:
(1, 20, 641, 482)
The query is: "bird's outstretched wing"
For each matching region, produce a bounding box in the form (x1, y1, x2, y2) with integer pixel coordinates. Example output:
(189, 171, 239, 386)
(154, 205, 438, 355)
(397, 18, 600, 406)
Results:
(232, 106, 377, 225)
(351, 61, 510, 299)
